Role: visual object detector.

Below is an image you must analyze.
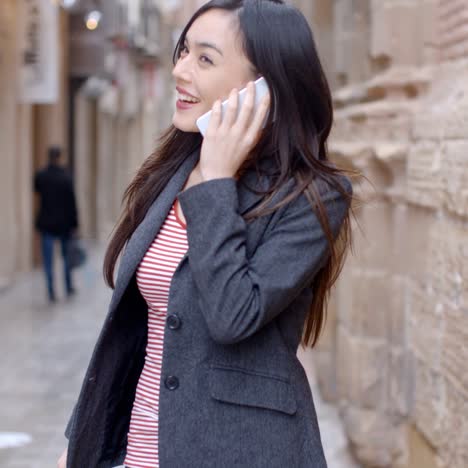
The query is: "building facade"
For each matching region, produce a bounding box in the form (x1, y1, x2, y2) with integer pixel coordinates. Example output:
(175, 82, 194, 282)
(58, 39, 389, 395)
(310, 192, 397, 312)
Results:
(71, 0, 176, 241)
(0, 1, 70, 289)
(0, 0, 178, 282)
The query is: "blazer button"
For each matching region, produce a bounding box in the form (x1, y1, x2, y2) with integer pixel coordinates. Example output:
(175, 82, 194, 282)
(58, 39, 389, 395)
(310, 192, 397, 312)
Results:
(165, 375, 179, 390)
(167, 314, 181, 330)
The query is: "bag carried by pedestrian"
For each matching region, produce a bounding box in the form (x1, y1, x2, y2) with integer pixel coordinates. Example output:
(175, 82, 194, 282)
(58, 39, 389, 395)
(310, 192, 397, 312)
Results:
(68, 238, 87, 269)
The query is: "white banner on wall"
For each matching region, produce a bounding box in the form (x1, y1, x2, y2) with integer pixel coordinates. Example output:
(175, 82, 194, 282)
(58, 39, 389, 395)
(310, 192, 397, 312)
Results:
(17, 0, 59, 104)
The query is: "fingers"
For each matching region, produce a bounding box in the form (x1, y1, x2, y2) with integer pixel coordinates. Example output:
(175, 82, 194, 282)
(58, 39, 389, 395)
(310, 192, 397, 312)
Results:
(236, 81, 256, 130)
(57, 448, 67, 468)
(206, 99, 222, 136)
(207, 80, 270, 150)
(244, 92, 270, 145)
(219, 88, 239, 131)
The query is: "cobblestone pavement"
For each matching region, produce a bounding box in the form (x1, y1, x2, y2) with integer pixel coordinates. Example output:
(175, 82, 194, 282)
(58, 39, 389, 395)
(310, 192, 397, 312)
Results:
(0, 245, 359, 468)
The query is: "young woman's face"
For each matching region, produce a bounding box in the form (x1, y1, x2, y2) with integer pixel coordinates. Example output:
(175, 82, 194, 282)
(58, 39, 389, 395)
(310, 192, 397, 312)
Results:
(172, 9, 257, 133)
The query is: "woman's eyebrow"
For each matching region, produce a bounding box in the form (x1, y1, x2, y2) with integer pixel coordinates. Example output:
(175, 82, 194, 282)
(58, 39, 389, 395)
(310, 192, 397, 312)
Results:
(185, 37, 223, 57)
(196, 41, 223, 56)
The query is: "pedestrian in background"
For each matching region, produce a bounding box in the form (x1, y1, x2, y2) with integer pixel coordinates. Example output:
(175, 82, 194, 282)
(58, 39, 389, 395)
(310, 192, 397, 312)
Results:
(34, 146, 78, 302)
(59, 1, 354, 467)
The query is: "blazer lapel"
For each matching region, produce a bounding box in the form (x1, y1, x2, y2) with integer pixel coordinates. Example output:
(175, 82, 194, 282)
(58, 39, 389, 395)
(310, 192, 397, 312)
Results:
(109, 149, 199, 313)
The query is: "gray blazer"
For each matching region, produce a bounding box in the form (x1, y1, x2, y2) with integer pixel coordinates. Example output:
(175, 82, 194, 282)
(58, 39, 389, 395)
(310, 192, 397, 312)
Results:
(65, 149, 351, 468)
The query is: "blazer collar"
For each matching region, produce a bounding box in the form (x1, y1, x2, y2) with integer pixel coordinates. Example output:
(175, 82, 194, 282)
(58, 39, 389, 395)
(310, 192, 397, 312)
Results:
(109, 148, 269, 313)
(110, 149, 198, 312)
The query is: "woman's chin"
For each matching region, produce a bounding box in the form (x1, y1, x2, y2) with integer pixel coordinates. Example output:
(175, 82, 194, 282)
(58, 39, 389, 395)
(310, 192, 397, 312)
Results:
(172, 114, 200, 133)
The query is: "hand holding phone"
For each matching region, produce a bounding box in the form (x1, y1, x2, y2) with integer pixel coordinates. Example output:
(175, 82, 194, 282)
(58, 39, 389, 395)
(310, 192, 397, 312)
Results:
(196, 76, 270, 136)
(196, 78, 271, 181)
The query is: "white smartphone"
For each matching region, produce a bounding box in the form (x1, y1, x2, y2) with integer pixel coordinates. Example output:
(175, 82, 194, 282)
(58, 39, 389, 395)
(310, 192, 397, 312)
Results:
(196, 76, 270, 136)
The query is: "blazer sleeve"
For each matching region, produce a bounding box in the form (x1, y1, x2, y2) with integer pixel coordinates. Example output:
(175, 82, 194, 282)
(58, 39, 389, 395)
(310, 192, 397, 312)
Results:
(177, 176, 351, 345)
(64, 404, 76, 439)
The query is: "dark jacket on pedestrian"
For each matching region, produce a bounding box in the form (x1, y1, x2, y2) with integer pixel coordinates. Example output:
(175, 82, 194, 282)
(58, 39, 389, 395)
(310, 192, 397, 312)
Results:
(34, 163, 78, 236)
(64, 150, 351, 467)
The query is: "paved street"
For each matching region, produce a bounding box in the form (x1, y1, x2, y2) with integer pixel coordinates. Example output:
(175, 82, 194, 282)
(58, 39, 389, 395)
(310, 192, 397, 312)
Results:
(0, 245, 359, 468)
(0, 244, 111, 468)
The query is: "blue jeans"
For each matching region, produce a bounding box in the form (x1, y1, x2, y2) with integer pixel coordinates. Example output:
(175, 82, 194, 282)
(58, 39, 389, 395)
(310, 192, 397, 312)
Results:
(40, 232, 73, 300)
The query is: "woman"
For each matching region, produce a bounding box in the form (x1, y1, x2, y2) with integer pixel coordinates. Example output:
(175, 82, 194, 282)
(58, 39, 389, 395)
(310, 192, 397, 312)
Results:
(58, 1, 353, 467)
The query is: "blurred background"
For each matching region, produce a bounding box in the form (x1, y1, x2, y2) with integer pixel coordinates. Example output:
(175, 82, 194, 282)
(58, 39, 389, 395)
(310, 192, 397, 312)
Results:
(1, 0, 467, 467)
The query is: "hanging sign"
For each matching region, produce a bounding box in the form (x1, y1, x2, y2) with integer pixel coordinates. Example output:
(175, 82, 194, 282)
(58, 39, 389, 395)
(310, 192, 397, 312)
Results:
(17, 0, 59, 104)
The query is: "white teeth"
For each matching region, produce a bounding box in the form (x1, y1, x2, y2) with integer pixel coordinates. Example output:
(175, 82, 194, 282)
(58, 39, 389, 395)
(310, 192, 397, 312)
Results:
(177, 92, 200, 103)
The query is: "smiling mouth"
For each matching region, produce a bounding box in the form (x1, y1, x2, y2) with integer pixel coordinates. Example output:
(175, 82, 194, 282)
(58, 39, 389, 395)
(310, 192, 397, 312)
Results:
(177, 92, 201, 104)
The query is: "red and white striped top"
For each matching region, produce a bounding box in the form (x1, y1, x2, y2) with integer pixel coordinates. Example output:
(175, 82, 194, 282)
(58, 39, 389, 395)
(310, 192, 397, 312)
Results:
(124, 200, 188, 468)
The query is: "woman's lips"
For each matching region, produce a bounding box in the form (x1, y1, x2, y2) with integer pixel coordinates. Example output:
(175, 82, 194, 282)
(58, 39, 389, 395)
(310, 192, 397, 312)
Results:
(176, 99, 199, 110)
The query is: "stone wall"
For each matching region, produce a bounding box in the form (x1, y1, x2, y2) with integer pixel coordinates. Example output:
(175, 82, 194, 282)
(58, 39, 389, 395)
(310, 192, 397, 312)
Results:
(293, 1, 468, 467)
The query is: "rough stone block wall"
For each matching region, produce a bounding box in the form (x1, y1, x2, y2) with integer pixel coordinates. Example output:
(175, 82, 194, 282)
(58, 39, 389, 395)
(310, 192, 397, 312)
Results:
(438, 0, 468, 61)
(295, 0, 468, 467)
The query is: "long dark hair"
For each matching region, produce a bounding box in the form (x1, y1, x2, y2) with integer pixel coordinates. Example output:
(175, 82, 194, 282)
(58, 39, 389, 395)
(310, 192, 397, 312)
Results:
(104, 0, 354, 348)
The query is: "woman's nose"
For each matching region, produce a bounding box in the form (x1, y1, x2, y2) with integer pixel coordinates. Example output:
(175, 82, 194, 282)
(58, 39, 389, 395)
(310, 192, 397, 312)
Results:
(172, 56, 191, 82)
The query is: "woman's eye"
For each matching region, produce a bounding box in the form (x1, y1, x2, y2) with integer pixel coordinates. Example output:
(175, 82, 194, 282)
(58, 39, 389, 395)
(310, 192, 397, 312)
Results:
(179, 45, 188, 56)
(200, 55, 213, 65)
